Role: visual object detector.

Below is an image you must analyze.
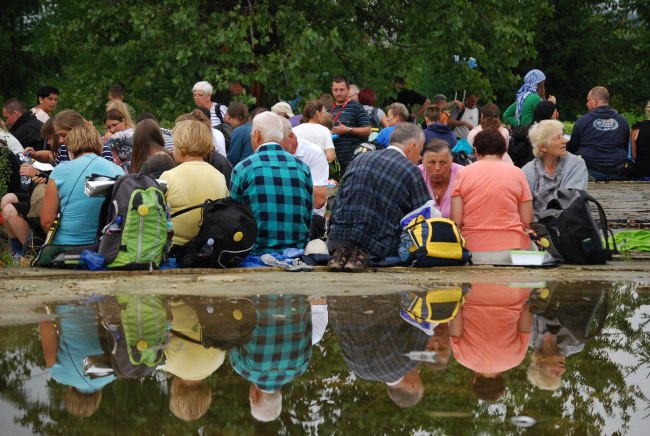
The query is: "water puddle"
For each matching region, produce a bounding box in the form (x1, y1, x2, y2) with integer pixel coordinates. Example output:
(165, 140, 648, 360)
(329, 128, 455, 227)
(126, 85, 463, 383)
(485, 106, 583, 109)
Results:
(0, 281, 648, 434)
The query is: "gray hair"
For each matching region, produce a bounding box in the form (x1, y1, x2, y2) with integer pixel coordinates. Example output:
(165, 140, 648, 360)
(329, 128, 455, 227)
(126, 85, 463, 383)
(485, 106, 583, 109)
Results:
(528, 119, 564, 158)
(279, 115, 292, 141)
(252, 111, 285, 144)
(387, 102, 409, 122)
(192, 81, 213, 96)
(349, 84, 360, 97)
(389, 123, 424, 149)
(250, 390, 282, 422)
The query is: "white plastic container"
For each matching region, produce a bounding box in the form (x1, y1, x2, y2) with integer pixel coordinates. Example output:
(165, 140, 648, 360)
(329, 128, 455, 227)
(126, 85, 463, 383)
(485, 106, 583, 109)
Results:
(509, 250, 545, 266)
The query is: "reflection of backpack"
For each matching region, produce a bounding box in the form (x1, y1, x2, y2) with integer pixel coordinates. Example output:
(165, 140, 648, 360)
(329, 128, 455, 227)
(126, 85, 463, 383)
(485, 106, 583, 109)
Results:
(169, 297, 257, 349)
(213, 104, 233, 150)
(538, 188, 616, 264)
(402, 217, 472, 267)
(172, 198, 257, 268)
(98, 174, 169, 269)
(91, 295, 168, 378)
(400, 286, 470, 334)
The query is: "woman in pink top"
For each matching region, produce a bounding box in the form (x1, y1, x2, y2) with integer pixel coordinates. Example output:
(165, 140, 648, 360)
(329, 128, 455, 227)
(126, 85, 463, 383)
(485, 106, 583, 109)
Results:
(418, 139, 463, 217)
(451, 129, 535, 265)
(449, 283, 532, 401)
(467, 103, 513, 164)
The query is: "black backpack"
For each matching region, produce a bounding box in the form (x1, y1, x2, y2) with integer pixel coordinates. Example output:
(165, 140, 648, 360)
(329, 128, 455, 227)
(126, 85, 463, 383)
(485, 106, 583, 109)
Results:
(213, 104, 233, 150)
(169, 296, 258, 349)
(171, 197, 257, 268)
(538, 188, 617, 264)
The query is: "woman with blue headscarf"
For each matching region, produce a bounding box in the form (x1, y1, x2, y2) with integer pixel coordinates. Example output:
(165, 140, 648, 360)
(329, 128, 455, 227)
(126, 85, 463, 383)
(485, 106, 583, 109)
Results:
(504, 69, 555, 128)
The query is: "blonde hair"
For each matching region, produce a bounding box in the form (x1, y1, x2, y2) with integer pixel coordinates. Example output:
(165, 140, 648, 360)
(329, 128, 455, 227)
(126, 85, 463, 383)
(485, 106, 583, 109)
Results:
(527, 352, 562, 391)
(64, 389, 102, 417)
(169, 378, 212, 421)
(106, 100, 135, 128)
(172, 119, 214, 158)
(66, 123, 103, 157)
(528, 119, 564, 158)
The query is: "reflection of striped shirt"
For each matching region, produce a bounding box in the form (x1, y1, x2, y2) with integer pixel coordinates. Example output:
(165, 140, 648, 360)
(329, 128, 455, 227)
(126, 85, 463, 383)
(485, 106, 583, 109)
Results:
(328, 100, 370, 167)
(230, 142, 313, 255)
(210, 102, 227, 128)
(230, 295, 312, 392)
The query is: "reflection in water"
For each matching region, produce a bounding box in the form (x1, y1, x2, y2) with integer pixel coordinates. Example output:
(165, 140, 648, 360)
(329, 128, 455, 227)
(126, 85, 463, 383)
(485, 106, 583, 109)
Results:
(449, 284, 533, 401)
(2, 282, 649, 434)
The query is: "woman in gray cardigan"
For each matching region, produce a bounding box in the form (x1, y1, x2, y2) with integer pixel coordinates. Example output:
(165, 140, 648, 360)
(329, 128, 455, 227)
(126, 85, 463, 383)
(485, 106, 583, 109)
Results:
(523, 120, 588, 219)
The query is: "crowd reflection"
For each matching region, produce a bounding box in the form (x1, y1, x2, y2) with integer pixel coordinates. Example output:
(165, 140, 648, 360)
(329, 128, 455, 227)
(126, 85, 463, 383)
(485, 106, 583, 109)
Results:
(35, 283, 610, 423)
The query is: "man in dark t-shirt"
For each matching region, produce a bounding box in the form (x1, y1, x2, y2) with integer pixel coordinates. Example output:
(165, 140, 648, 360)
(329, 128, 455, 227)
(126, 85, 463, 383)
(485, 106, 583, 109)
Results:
(394, 76, 431, 122)
(328, 76, 371, 172)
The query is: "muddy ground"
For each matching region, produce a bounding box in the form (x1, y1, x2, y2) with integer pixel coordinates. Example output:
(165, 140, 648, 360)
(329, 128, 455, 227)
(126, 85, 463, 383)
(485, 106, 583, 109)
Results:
(0, 181, 648, 326)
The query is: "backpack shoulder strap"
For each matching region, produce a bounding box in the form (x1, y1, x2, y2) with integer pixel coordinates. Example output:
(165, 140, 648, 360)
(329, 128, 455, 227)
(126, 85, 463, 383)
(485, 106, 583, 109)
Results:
(214, 104, 224, 123)
(581, 191, 617, 255)
(455, 107, 466, 121)
(169, 329, 208, 348)
(170, 202, 206, 218)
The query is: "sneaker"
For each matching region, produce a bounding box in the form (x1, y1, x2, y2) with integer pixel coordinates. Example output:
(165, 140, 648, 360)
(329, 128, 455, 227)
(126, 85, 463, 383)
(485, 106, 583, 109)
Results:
(344, 247, 369, 273)
(327, 247, 350, 272)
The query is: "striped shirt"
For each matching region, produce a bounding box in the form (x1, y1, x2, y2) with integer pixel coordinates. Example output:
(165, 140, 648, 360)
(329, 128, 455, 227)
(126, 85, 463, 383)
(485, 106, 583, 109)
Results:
(210, 102, 227, 128)
(328, 100, 370, 167)
(230, 142, 313, 255)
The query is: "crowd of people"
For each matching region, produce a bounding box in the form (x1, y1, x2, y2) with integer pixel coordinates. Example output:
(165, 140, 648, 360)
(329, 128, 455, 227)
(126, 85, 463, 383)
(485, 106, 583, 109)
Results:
(0, 72, 647, 269)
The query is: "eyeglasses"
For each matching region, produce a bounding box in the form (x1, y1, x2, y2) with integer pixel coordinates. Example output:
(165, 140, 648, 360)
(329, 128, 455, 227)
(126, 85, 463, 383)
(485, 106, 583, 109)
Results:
(106, 121, 123, 130)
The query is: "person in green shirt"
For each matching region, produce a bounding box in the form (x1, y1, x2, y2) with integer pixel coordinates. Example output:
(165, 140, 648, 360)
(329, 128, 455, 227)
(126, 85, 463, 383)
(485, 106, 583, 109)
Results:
(503, 69, 555, 128)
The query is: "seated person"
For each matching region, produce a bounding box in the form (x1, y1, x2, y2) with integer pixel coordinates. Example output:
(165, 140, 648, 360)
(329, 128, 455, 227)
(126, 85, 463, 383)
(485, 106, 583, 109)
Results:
(230, 111, 313, 255)
(160, 119, 228, 248)
(450, 129, 535, 265)
(419, 139, 462, 217)
(523, 119, 588, 218)
(176, 110, 233, 186)
(467, 103, 512, 164)
(631, 99, 650, 180)
(40, 122, 124, 251)
(375, 103, 409, 148)
(327, 123, 431, 272)
(130, 119, 176, 179)
(103, 101, 136, 172)
(225, 102, 253, 166)
(423, 106, 456, 148)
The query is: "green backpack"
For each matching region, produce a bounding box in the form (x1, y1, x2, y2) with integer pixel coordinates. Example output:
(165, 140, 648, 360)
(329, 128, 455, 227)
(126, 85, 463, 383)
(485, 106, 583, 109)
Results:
(98, 174, 170, 269)
(117, 294, 168, 368)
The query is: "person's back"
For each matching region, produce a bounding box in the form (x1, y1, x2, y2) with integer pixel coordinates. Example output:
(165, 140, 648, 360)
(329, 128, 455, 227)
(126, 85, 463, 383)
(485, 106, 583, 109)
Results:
(3, 99, 44, 150)
(230, 112, 313, 255)
(567, 86, 629, 180)
(227, 122, 253, 166)
(328, 125, 431, 259)
(50, 155, 124, 245)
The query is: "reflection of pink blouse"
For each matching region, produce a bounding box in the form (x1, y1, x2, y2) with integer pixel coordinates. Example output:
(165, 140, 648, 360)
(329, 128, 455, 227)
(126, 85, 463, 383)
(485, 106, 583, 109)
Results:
(467, 125, 513, 164)
(418, 163, 463, 218)
(450, 284, 530, 374)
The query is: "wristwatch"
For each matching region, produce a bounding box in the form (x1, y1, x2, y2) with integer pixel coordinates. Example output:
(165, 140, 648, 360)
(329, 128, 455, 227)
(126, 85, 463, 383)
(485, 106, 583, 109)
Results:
(348, 127, 353, 134)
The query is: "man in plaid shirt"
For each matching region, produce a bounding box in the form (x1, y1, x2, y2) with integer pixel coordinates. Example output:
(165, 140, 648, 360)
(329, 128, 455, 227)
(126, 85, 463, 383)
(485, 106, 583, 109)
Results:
(327, 123, 432, 272)
(230, 294, 312, 422)
(230, 111, 313, 255)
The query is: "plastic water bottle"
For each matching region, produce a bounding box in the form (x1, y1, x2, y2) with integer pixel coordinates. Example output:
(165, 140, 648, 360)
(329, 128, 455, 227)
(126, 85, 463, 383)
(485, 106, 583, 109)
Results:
(107, 216, 123, 234)
(200, 238, 215, 257)
(20, 152, 32, 185)
(398, 232, 413, 262)
(79, 250, 106, 271)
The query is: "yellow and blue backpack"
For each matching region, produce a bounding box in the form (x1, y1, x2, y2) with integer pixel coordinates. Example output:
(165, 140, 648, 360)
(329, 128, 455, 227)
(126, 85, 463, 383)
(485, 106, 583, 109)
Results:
(402, 216, 472, 267)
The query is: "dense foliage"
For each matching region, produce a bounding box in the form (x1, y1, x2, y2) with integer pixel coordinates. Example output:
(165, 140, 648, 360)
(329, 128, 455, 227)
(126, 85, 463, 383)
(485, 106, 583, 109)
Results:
(2, 1, 649, 123)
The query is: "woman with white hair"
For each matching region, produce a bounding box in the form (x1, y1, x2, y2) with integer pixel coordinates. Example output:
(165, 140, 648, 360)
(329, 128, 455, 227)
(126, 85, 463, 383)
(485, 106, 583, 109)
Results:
(192, 81, 227, 128)
(523, 119, 588, 218)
